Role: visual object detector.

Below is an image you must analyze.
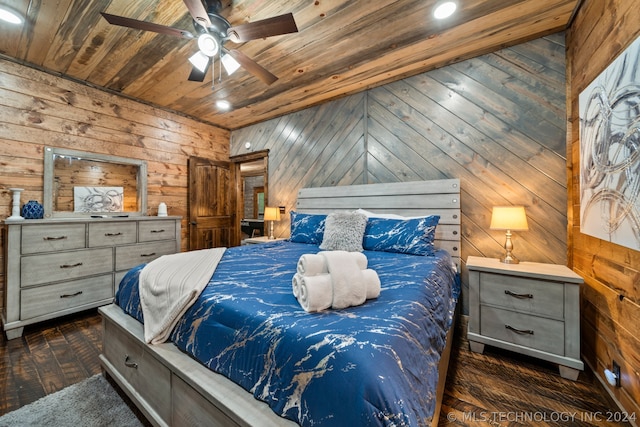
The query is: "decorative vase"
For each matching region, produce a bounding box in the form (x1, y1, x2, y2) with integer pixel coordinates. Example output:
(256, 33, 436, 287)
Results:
(22, 200, 44, 219)
(8, 188, 25, 220)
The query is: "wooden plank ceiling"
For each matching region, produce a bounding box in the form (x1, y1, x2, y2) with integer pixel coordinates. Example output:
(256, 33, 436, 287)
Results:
(0, 0, 580, 130)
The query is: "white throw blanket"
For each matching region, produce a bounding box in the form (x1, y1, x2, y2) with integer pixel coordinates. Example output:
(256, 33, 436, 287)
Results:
(139, 247, 226, 344)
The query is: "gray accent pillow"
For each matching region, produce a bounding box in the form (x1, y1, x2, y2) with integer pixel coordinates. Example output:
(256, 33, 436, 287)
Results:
(319, 212, 368, 252)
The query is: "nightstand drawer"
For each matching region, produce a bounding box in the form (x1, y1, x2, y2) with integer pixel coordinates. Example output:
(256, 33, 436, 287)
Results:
(479, 272, 564, 319)
(480, 306, 564, 355)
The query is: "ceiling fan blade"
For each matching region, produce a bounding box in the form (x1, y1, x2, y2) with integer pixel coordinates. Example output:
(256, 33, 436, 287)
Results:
(101, 12, 195, 39)
(227, 13, 298, 43)
(226, 49, 278, 85)
(183, 0, 212, 29)
(188, 60, 210, 82)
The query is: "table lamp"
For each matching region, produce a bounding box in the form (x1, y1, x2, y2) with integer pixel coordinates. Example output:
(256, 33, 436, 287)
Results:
(263, 206, 281, 239)
(490, 206, 528, 264)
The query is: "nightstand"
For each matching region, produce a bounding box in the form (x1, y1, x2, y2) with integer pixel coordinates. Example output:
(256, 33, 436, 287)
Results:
(241, 236, 286, 245)
(467, 256, 584, 380)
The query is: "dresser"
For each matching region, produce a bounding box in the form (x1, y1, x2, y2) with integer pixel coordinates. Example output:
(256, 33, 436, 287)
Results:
(2, 216, 181, 339)
(467, 256, 584, 380)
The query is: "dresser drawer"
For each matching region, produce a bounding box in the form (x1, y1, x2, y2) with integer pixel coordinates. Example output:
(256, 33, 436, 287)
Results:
(480, 306, 565, 355)
(103, 319, 171, 423)
(479, 272, 564, 319)
(21, 223, 86, 254)
(21, 247, 113, 287)
(21, 274, 113, 319)
(115, 240, 177, 271)
(89, 222, 137, 247)
(138, 220, 176, 242)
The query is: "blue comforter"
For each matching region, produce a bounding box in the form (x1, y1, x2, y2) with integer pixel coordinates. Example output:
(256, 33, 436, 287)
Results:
(116, 240, 459, 426)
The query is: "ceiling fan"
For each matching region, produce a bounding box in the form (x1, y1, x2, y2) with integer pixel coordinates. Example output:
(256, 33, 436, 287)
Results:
(101, 0, 298, 85)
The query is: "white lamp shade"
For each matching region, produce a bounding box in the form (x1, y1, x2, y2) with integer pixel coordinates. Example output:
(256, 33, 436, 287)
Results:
(221, 53, 241, 76)
(189, 51, 210, 72)
(490, 206, 528, 231)
(263, 206, 281, 221)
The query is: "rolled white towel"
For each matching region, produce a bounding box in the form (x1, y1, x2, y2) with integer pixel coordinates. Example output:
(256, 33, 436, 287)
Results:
(320, 251, 366, 309)
(319, 251, 368, 270)
(297, 253, 327, 276)
(292, 272, 303, 298)
(362, 269, 381, 300)
(297, 274, 333, 312)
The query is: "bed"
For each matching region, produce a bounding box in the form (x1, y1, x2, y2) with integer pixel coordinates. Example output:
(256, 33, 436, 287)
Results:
(99, 179, 461, 427)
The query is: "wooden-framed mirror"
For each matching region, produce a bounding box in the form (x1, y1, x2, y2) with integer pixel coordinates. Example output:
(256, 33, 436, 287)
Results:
(43, 146, 147, 218)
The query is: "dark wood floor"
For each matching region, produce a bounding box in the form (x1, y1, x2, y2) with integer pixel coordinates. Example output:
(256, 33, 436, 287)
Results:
(0, 309, 632, 426)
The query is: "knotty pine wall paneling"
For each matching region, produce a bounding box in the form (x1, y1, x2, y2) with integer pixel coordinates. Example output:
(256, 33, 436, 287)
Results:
(232, 33, 568, 316)
(567, 0, 640, 417)
(0, 59, 230, 311)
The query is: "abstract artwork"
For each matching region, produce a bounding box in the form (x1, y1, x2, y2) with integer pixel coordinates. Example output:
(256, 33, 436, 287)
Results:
(579, 35, 640, 250)
(74, 186, 124, 213)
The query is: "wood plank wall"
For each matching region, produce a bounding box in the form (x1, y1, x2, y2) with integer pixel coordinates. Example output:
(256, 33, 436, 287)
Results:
(567, 0, 640, 417)
(231, 33, 568, 317)
(0, 58, 230, 312)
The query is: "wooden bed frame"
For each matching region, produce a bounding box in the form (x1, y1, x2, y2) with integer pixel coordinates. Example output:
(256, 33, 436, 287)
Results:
(99, 179, 461, 427)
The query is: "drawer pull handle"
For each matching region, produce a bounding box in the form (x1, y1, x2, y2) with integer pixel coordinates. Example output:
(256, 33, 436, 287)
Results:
(60, 262, 83, 269)
(105, 232, 123, 237)
(124, 355, 138, 369)
(44, 236, 67, 241)
(60, 291, 83, 298)
(504, 290, 533, 299)
(150, 229, 165, 233)
(505, 325, 534, 335)
(140, 252, 157, 257)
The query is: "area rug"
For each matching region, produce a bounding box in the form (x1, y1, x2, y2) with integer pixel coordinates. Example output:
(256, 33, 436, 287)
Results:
(0, 375, 145, 427)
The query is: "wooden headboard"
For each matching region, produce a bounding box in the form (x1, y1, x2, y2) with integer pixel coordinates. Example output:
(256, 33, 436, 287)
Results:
(296, 179, 461, 269)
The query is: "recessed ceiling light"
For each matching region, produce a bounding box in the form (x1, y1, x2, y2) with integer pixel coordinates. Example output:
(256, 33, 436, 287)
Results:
(0, 6, 24, 25)
(433, 1, 457, 20)
(216, 100, 231, 110)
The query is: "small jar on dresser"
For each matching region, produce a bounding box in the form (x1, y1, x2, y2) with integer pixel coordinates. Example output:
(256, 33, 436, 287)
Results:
(466, 255, 584, 380)
(2, 216, 181, 339)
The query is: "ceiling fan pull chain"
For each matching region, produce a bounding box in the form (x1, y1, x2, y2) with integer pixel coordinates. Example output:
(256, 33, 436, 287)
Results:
(211, 57, 215, 89)
(219, 50, 223, 83)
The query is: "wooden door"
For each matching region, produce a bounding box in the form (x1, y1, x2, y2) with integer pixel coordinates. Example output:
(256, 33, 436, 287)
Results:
(188, 157, 234, 250)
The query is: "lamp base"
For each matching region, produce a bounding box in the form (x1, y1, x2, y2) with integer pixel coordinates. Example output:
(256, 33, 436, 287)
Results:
(500, 254, 520, 264)
(500, 230, 520, 264)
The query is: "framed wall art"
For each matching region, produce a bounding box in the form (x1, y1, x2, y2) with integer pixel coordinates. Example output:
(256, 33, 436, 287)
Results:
(74, 186, 124, 213)
(579, 35, 640, 250)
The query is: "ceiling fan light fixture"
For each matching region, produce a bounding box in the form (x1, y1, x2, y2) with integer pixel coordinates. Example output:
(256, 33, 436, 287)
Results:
(0, 5, 24, 25)
(221, 53, 241, 76)
(197, 33, 219, 57)
(189, 51, 210, 72)
(433, 1, 457, 20)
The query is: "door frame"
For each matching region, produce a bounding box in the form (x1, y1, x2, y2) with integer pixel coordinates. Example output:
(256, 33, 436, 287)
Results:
(230, 150, 269, 245)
